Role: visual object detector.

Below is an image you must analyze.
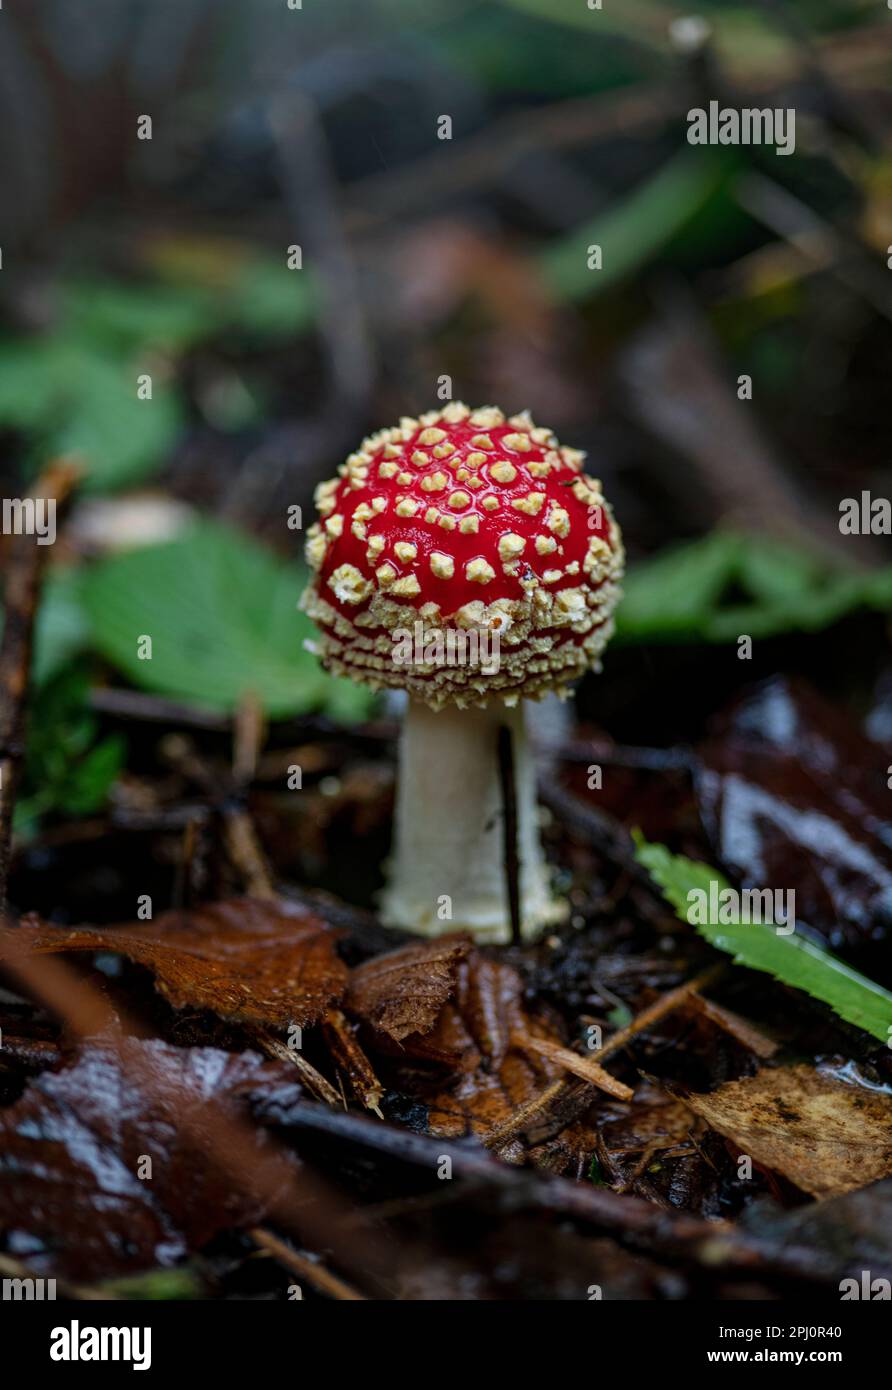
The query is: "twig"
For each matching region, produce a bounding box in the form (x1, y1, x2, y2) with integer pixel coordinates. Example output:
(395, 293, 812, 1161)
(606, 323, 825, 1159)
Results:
(321, 1009, 383, 1114)
(687, 993, 778, 1059)
(592, 964, 726, 1066)
(0, 460, 80, 913)
(736, 171, 892, 326)
(345, 82, 682, 233)
(537, 779, 643, 876)
(159, 730, 278, 899)
(233, 691, 265, 785)
(483, 965, 725, 1149)
(171, 814, 203, 910)
(262, 1094, 871, 1288)
(266, 87, 373, 432)
(250, 1226, 366, 1301)
(0, 1034, 62, 1069)
(252, 1027, 342, 1107)
(90, 686, 231, 731)
(222, 810, 277, 899)
(511, 1032, 634, 1101)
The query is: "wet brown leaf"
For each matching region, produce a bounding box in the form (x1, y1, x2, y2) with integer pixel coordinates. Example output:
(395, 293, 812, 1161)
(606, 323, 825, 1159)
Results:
(697, 677, 892, 949)
(346, 933, 471, 1042)
(411, 953, 609, 1156)
(686, 1065, 892, 1198)
(0, 1032, 301, 1280)
(600, 1084, 700, 1161)
(0, 897, 347, 1029)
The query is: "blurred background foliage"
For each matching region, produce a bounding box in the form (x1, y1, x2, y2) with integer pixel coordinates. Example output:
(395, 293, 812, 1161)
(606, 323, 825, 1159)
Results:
(1, 0, 892, 829)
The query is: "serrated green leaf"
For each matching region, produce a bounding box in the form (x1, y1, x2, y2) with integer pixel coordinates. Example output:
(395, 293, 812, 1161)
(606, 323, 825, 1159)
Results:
(633, 832, 892, 1043)
(81, 518, 373, 721)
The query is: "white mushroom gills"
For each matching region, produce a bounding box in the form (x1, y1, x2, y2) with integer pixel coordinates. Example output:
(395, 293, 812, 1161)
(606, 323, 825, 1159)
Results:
(379, 700, 567, 943)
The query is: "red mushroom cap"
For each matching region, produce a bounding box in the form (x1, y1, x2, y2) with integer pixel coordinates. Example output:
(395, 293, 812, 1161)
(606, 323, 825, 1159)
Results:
(301, 403, 623, 707)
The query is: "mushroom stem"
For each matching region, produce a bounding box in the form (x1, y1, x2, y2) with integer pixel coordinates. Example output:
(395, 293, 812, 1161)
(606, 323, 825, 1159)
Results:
(380, 700, 565, 943)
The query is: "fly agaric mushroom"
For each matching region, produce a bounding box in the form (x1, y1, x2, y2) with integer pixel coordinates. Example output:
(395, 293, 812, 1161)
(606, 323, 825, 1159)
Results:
(301, 403, 623, 943)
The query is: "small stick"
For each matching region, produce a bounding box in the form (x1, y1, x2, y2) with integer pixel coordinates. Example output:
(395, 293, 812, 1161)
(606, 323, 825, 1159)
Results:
(482, 1078, 566, 1149)
(250, 1226, 366, 1301)
(90, 687, 231, 730)
(511, 1032, 634, 1101)
(252, 1027, 342, 1108)
(497, 723, 522, 947)
(223, 809, 277, 899)
(233, 690, 265, 785)
(321, 1009, 384, 1114)
(483, 964, 724, 1148)
(171, 814, 202, 910)
(0, 460, 80, 912)
(591, 963, 725, 1065)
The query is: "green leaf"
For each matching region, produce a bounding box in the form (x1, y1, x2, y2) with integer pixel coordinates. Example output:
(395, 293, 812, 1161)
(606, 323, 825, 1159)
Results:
(220, 254, 316, 341)
(16, 662, 124, 836)
(0, 254, 316, 495)
(58, 734, 126, 817)
(0, 570, 88, 688)
(539, 151, 731, 301)
(0, 335, 182, 492)
(633, 833, 892, 1044)
(142, 239, 316, 343)
(51, 345, 183, 492)
(81, 518, 373, 722)
(32, 571, 90, 685)
(617, 530, 743, 638)
(62, 279, 217, 352)
(0, 339, 67, 431)
(616, 531, 892, 644)
(588, 1155, 607, 1186)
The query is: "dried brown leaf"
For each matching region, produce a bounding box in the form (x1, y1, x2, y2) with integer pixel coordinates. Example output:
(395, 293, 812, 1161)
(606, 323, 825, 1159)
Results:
(411, 953, 611, 1159)
(686, 1065, 892, 1198)
(346, 933, 471, 1042)
(0, 897, 347, 1029)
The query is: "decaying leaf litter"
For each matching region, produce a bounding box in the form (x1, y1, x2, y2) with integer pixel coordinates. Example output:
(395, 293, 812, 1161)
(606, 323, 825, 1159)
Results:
(2, 495, 892, 1298)
(3, 0, 892, 1302)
